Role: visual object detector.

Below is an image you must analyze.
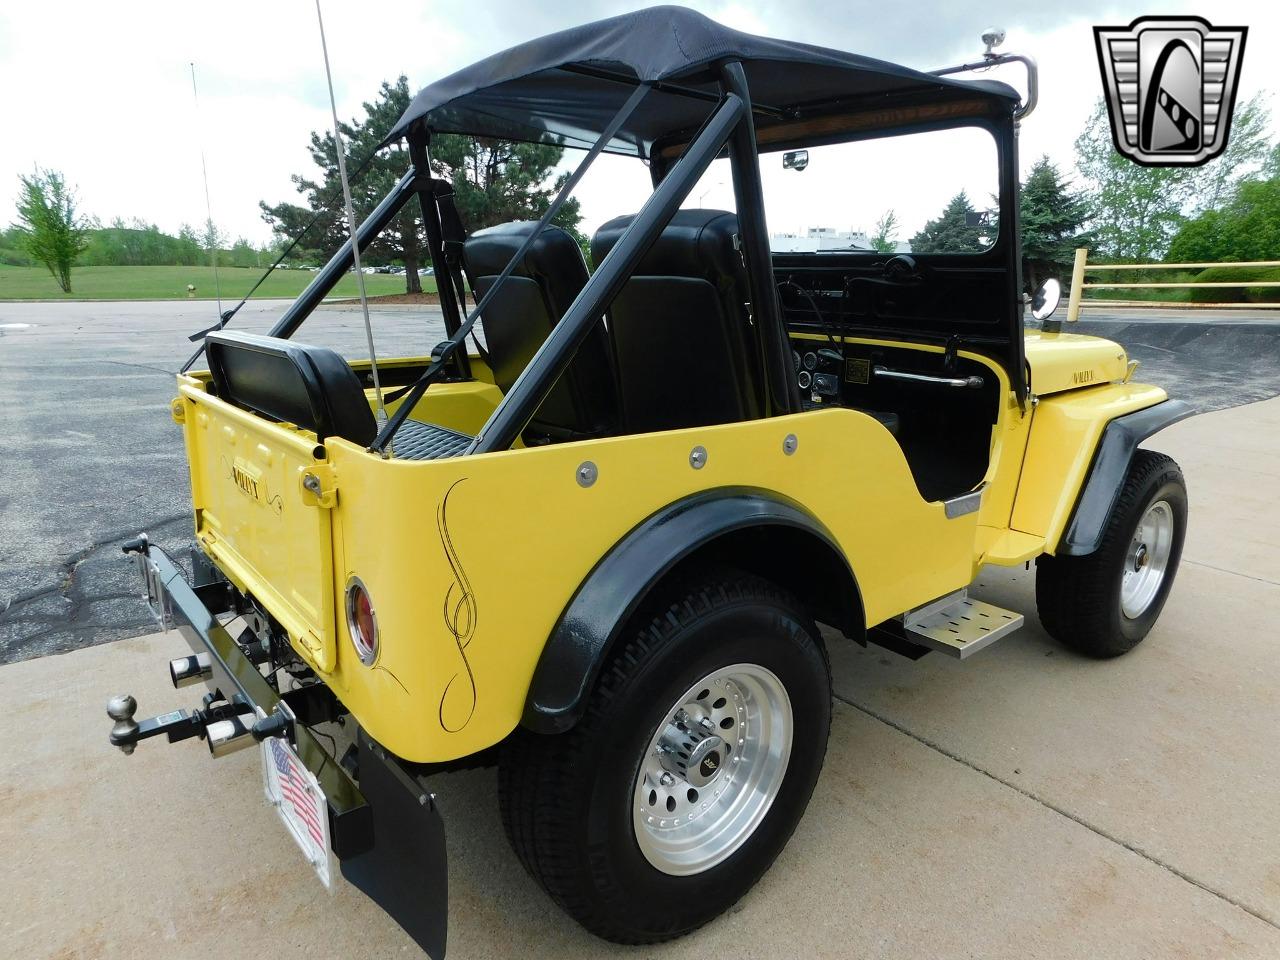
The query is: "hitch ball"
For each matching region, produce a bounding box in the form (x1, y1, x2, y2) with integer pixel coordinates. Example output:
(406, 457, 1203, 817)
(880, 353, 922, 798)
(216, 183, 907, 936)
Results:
(107, 695, 139, 755)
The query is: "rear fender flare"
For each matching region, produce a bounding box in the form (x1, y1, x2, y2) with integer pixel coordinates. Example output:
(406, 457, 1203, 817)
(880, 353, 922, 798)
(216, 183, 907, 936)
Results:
(522, 487, 857, 734)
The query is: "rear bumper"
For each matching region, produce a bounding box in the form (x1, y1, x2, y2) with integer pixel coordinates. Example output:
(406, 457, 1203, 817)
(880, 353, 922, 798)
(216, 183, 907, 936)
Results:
(122, 540, 448, 957)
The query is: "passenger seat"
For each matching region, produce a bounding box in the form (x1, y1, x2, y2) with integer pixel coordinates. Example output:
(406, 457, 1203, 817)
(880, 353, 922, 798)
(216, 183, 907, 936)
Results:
(591, 209, 761, 434)
(463, 222, 618, 443)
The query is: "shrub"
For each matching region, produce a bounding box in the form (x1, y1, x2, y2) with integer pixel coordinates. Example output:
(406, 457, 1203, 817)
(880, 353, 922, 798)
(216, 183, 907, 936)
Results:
(1186, 265, 1280, 304)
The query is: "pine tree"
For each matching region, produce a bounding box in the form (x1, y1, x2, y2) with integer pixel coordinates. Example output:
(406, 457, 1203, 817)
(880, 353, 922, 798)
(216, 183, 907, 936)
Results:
(909, 192, 989, 254)
(1020, 155, 1092, 291)
(262, 76, 581, 295)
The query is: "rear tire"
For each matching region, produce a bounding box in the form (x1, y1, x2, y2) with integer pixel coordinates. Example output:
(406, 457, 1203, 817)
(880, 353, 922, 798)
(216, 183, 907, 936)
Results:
(499, 571, 831, 943)
(1036, 450, 1187, 658)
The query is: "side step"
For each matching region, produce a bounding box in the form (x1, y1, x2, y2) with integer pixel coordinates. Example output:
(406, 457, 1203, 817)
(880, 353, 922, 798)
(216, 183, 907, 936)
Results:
(902, 589, 1023, 659)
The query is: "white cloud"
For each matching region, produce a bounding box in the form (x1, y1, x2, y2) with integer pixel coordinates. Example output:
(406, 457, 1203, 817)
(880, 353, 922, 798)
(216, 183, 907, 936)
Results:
(1, 1, 1274, 248)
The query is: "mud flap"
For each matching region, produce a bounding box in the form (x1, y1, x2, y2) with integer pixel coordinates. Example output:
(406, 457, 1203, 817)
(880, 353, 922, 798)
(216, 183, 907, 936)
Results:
(341, 733, 448, 958)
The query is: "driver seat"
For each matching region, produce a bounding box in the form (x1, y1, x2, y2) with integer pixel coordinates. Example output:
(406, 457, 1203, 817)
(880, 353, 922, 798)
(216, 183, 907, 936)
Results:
(592, 209, 761, 434)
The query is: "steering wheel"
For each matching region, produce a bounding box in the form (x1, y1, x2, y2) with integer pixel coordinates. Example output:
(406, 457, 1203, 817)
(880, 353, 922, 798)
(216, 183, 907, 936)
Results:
(883, 254, 919, 283)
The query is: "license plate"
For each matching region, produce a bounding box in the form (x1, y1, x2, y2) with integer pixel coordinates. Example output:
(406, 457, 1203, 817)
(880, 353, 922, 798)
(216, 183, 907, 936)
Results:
(262, 736, 333, 888)
(136, 553, 173, 631)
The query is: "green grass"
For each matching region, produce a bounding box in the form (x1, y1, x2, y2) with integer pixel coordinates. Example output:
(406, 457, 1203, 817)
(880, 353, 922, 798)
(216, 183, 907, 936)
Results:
(0, 264, 437, 301)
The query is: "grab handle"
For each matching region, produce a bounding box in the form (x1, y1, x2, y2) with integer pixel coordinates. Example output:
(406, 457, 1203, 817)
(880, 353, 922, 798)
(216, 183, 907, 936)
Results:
(873, 365, 984, 389)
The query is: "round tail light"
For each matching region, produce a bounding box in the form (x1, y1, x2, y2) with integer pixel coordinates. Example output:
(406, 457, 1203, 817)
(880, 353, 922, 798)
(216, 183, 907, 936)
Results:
(345, 576, 379, 665)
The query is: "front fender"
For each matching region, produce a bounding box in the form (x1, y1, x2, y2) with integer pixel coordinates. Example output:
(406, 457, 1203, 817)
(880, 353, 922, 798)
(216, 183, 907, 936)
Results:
(522, 487, 853, 734)
(1011, 383, 1193, 555)
(1058, 398, 1195, 555)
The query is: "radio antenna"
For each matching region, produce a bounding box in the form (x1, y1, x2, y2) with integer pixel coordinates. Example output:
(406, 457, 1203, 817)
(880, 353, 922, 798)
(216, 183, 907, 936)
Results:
(188, 63, 224, 323)
(313, 0, 388, 432)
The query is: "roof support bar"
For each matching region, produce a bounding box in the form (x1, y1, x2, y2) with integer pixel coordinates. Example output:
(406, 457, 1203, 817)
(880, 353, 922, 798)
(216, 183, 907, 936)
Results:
(469, 91, 749, 454)
(368, 82, 652, 455)
(409, 134, 472, 379)
(718, 61, 799, 416)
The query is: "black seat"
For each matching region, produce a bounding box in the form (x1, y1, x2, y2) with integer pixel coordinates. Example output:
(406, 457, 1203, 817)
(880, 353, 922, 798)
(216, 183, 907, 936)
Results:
(463, 221, 618, 442)
(204, 331, 470, 460)
(592, 209, 760, 434)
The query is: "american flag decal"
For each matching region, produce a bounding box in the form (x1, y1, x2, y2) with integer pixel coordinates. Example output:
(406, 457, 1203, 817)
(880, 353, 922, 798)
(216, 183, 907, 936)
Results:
(271, 738, 325, 847)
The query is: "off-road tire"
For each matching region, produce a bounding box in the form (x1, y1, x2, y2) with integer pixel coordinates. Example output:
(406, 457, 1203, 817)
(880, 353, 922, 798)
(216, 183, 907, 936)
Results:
(498, 570, 831, 943)
(1036, 450, 1187, 658)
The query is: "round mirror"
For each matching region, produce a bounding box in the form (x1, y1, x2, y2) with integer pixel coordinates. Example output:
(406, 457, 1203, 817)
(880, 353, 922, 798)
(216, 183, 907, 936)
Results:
(1031, 277, 1062, 321)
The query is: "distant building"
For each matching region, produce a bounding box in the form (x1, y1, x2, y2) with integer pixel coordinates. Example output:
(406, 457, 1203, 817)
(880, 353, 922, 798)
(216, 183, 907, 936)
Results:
(769, 226, 875, 253)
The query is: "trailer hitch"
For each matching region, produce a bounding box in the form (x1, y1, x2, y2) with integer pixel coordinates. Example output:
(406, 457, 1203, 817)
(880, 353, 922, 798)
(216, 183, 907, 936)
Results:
(107, 691, 257, 757)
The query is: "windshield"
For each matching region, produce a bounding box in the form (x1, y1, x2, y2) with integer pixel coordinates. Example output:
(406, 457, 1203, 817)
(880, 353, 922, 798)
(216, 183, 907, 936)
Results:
(682, 124, 1002, 255)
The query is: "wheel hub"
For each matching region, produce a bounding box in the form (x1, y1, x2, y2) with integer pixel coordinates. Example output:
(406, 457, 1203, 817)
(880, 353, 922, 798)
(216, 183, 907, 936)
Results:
(633, 665, 793, 876)
(656, 711, 727, 787)
(1121, 500, 1175, 619)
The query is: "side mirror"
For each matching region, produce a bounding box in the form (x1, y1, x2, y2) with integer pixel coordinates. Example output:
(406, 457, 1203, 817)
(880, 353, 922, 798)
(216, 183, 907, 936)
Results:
(783, 149, 809, 172)
(1030, 278, 1061, 321)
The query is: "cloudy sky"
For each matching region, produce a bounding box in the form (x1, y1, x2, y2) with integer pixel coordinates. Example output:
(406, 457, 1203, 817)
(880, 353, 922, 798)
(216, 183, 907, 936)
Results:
(1, 1, 1274, 247)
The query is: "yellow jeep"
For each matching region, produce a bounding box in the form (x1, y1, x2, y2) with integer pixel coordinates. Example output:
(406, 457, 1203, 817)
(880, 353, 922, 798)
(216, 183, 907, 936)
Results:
(107, 10, 1191, 956)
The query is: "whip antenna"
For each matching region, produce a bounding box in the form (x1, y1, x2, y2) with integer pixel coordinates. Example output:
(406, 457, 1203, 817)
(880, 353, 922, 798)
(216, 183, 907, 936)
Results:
(313, 0, 388, 432)
(188, 63, 224, 322)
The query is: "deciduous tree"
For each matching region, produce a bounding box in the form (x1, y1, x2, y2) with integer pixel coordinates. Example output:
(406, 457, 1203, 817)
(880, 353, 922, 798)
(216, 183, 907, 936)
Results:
(870, 209, 898, 254)
(1074, 96, 1272, 261)
(12, 167, 89, 292)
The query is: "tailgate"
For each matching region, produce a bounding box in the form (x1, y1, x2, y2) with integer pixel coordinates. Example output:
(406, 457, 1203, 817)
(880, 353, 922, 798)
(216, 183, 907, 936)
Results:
(176, 378, 338, 672)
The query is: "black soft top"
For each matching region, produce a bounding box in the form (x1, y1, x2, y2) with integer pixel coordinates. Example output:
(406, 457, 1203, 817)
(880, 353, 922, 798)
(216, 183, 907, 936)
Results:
(384, 6, 1019, 154)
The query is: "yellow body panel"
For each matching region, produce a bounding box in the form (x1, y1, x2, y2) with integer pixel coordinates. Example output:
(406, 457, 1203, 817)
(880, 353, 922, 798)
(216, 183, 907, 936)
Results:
(175, 381, 340, 672)
(1024, 331, 1129, 395)
(1011, 380, 1168, 551)
(324, 406, 979, 761)
(174, 332, 1171, 763)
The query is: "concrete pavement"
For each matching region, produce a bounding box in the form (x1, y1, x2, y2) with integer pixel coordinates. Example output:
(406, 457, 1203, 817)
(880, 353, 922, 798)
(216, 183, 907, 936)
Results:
(2, 395, 1277, 959)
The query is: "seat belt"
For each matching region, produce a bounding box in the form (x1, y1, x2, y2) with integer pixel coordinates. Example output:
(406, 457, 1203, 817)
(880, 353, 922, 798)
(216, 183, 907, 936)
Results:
(432, 179, 490, 366)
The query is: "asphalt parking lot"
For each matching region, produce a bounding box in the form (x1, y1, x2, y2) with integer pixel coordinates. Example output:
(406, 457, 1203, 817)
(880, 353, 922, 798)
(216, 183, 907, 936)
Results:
(1, 393, 1278, 959)
(2, 299, 1279, 667)
(1, 298, 1279, 958)
(0, 299, 447, 663)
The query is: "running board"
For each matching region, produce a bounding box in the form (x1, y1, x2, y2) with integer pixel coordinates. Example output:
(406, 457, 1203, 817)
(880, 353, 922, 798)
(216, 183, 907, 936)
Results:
(902, 590, 1023, 659)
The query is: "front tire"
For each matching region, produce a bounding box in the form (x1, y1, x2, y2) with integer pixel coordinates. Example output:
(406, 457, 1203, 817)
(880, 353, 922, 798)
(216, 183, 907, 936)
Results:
(1036, 450, 1187, 658)
(499, 571, 831, 943)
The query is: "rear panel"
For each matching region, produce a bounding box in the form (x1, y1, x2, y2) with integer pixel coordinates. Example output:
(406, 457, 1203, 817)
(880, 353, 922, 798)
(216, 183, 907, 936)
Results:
(176, 377, 338, 672)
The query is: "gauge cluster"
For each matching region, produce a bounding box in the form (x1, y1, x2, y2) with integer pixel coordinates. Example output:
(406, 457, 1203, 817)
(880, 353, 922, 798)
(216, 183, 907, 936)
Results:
(792, 346, 842, 406)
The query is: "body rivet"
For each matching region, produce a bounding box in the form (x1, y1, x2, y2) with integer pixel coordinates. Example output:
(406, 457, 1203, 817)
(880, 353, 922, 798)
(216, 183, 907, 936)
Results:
(783, 433, 798, 455)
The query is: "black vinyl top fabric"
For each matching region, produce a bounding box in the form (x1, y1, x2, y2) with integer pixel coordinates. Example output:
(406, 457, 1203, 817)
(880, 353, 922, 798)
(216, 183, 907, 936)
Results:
(385, 6, 1019, 155)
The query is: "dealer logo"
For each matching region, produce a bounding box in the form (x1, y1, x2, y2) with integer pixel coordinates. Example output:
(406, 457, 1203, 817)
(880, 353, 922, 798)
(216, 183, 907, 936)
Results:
(1094, 16, 1247, 167)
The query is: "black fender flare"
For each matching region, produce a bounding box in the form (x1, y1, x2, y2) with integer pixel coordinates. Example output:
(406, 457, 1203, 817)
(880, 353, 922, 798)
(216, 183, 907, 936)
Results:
(522, 487, 857, 734)
(1058, 398, 1195, 556)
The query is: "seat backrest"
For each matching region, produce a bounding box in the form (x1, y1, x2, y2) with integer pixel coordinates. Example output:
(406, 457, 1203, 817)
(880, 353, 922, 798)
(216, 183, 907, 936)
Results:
(591, 209, 760, 434)
(205, 331, 376, 445)
(464, 221, 617, 441)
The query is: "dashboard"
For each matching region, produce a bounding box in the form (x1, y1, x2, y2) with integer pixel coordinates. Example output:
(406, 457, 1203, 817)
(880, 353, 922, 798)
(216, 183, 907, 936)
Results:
(791, 344, 848, 409)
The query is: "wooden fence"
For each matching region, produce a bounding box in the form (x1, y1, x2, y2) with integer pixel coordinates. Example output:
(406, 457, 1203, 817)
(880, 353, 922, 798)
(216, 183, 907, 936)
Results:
(1065, 248, 1280, 320)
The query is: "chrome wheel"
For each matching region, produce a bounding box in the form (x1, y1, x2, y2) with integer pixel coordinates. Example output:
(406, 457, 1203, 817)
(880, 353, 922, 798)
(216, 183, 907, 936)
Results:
(1121, 499, 1175, 619)
(632, 663, 792, 876)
